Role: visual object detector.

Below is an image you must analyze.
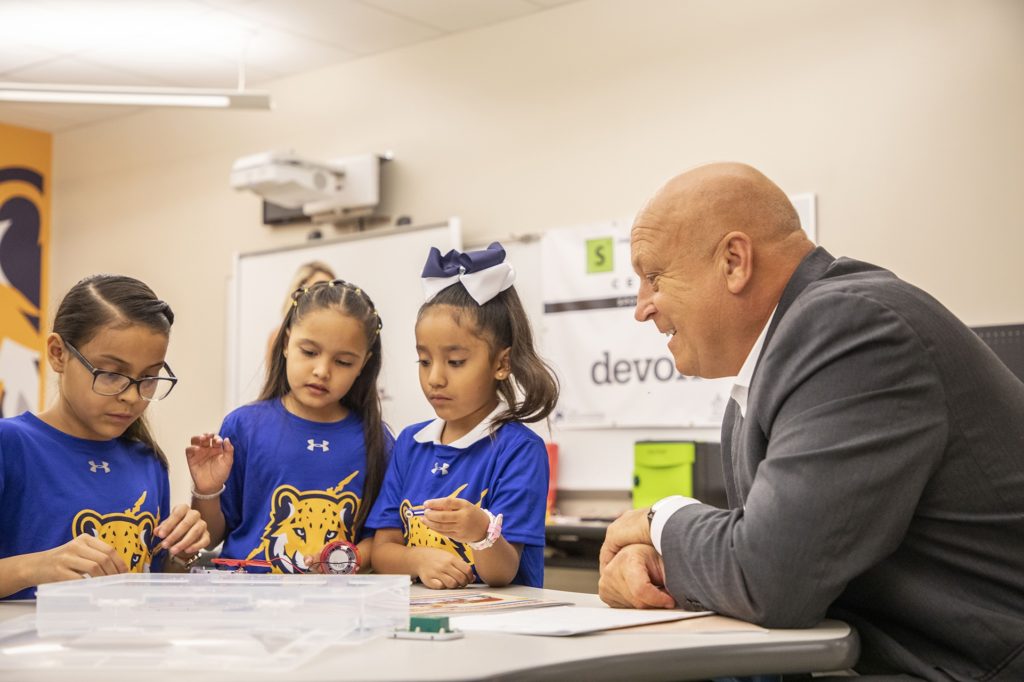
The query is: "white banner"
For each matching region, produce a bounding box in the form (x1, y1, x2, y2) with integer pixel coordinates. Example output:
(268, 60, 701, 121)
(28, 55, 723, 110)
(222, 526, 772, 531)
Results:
(541, 222, 732, 429)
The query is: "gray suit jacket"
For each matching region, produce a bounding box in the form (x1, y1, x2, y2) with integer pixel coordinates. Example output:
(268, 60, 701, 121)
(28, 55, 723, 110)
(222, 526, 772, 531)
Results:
(661, 247, 1024, 681)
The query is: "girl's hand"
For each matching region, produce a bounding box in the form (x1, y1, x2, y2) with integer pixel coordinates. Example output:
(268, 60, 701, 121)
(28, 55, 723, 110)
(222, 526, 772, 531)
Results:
(303, 554, 324, 574)
(41, 534, 127, 582)
(304, 538, 370, 575)
(414, 547, 474, 589)
(155, 504, 210, 558)
(422, 497, 490, 544)
(185, 433, 233, 495)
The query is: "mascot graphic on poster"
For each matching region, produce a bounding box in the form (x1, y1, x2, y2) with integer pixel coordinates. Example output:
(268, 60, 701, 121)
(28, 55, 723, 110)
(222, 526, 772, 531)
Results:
(0, 165, 45, 418)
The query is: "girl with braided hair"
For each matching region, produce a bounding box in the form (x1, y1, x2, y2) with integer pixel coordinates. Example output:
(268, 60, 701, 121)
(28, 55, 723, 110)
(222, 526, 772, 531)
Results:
(186, 279, 392, 574)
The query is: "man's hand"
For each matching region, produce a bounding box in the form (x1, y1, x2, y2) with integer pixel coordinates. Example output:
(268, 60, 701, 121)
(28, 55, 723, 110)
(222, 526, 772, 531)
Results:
(599, 506, 653, 570)
(414, 547, 475, 589)
(421, 497, 490, 544)
(598, 544, 676, 609)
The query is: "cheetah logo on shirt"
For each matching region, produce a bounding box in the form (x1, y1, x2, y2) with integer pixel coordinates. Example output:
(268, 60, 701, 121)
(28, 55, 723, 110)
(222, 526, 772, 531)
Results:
(245, 471, 360, 574)
(72, 491, 157, 572)
(401, 483, 488, 569)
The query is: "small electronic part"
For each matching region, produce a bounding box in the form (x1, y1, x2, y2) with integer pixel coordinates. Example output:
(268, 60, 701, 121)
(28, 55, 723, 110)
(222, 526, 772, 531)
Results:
(211, 557, 272, 573)
(391, 615, 465, 641)
(207, 544, 359, 575)
(319, 540, 360, 575)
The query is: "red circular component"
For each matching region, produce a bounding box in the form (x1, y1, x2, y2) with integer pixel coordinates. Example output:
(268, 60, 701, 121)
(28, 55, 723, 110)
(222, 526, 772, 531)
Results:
(319, 540, 360, 574)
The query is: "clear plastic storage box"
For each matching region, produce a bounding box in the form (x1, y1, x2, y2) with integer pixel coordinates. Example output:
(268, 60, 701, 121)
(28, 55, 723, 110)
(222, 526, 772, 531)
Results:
(0, 573, 409, 671)
(36, 572, 408, 637)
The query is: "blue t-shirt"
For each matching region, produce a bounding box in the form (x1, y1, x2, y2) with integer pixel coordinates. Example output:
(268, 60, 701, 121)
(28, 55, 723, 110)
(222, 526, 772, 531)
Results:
(366, 415, 548, 587)
(218, 399, 391, 573)
(0, 412, 171, 600)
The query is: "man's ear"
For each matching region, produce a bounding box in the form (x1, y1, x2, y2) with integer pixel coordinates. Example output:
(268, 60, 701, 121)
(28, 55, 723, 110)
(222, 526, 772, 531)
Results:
(721, 232, 754, 294)
(494, 347, 512, 380)
(45, 333, 68, 373)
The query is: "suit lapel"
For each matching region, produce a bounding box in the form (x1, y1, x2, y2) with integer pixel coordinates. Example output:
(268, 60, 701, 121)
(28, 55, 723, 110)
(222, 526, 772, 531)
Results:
(719, 398, 743, 507)
(720, 247, 835, 506)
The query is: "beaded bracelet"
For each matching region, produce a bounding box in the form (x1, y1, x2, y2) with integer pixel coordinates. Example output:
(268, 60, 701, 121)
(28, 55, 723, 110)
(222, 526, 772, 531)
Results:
(191, 484, 225, 500)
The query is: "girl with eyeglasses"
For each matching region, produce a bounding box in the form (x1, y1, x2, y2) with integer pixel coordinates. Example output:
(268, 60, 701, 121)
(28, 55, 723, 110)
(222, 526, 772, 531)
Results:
(0, 275, 209, 599)
(185, 279, 392, 574)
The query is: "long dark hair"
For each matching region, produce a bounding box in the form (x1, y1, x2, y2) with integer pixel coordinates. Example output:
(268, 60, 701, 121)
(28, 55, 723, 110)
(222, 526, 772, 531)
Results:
(420, 284, 559, 429)
(51, 275, 174, 468)
(260, 280, 388, 537)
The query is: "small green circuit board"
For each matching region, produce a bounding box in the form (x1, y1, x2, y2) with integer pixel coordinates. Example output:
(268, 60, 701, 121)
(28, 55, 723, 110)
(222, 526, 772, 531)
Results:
(391, 615, 465, 641)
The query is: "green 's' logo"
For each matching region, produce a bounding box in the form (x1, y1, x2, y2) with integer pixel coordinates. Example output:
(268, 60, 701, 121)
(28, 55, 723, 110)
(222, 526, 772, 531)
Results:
(586, 238, 613, 273)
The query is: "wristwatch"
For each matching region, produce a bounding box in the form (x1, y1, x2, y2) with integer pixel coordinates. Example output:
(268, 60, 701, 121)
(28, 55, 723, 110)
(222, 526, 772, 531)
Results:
(467, 509, 503, 551)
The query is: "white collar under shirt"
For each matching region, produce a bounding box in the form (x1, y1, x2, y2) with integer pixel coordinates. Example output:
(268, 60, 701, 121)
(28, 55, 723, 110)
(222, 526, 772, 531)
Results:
(413, 400, 508, 449)
(729, 306, 777, 419)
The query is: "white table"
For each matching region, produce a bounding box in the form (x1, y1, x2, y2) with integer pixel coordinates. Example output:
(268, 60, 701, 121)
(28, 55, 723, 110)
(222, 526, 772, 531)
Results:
(0, 584, 858, 681)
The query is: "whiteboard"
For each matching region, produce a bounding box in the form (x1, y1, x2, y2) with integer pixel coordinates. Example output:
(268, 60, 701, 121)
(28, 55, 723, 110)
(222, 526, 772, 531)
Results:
(226, 220, 462, 432)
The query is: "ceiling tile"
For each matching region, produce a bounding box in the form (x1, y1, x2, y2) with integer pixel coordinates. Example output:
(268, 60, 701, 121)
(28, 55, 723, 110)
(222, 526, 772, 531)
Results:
(0, 101, 143, 133)
(228, 0, 441, 54)
(362, 0, 537, 33)
(0, 0, 573, 131)
(9, 0, 213, 55)
(0, 44, 62, 76)
(525, 0, 579, 6)
(5, 57, 176, 87)
(0, 0, 66, 52)
(83, 46, 277, 89)
(193, 13, 357, 79)
(196, 0, 263, 7)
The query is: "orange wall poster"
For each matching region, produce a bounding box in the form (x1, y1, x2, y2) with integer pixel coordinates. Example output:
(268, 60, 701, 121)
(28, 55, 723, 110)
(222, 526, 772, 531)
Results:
(0, 122, 51, 416)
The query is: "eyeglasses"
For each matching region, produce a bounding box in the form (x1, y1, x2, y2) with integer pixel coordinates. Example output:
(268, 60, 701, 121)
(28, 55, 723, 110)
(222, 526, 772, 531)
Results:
(64, 341, 178, 401)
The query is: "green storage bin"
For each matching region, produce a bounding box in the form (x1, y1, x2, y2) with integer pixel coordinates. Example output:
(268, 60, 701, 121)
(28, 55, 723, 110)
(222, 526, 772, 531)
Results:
(632, 441, 695, 508)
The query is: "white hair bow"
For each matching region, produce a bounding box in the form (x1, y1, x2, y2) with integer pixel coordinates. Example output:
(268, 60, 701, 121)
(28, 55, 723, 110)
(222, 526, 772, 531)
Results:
(421, 242, 515, 305)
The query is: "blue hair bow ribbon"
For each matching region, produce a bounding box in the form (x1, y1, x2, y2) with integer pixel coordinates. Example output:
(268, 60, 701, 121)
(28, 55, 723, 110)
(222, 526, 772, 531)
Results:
(421, 242, 516, 305)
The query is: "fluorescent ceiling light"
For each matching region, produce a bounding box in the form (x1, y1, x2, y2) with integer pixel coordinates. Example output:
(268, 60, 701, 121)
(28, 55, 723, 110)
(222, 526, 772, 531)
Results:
(0, 83, 271, 110)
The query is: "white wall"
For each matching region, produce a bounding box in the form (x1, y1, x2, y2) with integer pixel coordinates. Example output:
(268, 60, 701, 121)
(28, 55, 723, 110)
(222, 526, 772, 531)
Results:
(48, 0, 1024, 501)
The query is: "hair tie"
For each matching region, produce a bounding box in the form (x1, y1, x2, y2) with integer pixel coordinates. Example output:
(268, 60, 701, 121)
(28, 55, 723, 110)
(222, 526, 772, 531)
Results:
(421, 242, 515, 305)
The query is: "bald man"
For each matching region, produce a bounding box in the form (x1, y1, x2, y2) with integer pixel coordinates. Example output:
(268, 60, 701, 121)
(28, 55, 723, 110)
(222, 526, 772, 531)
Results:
(598, 163, 1024, 681)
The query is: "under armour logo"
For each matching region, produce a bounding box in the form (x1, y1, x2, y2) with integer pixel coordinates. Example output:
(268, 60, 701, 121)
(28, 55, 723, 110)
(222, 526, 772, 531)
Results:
(307, 439, 330, 452)
(88, 460, 110, 473)
(431, 462, 449, 476)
